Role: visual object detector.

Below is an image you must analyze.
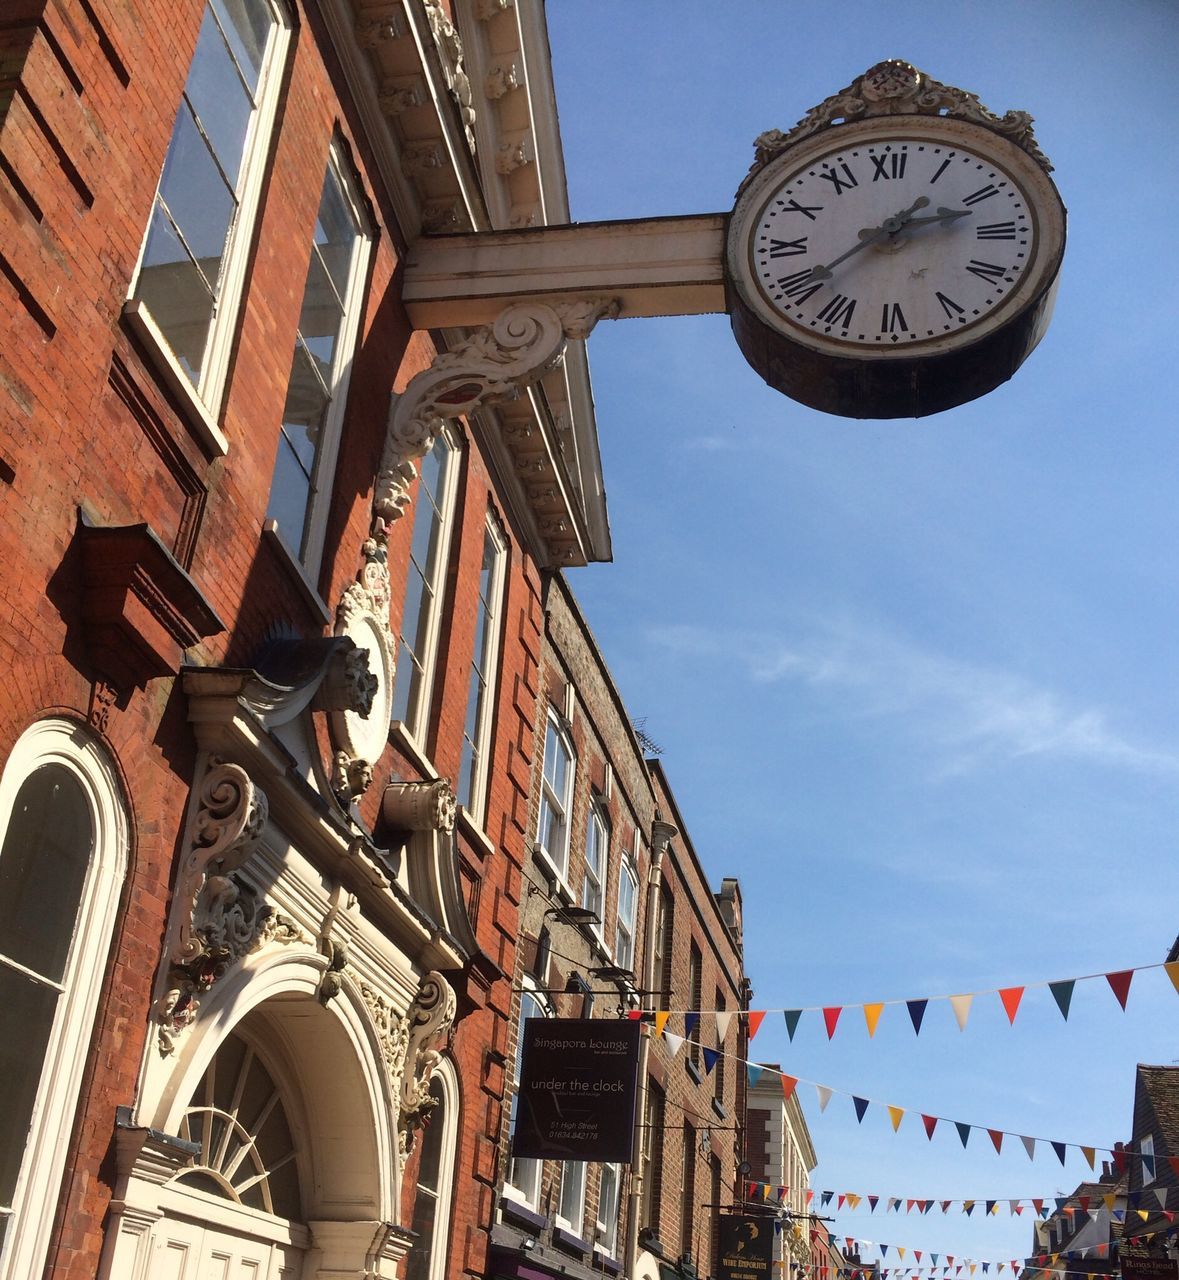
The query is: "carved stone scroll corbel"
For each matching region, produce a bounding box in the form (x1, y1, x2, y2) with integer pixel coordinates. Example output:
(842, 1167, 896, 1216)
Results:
(381, 779, 456, 833)
(154, 761, 306, 1054)
(374, 299, 620, 528)
(399, 971, 457, 1159)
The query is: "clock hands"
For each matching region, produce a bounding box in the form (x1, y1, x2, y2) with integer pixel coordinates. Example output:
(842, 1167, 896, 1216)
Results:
(807, 199, 970, 282)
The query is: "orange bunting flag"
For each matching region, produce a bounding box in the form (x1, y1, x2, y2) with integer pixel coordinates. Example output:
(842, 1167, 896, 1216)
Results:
(782, 1074, 798, 1103)
(824, 1006, 843, 1038)
(655, 1011, 671, 1036)
(747, 1010, 767, 1040)
(888, 1106, 904, 1132)
(1081, 1146, 1096, 1170)
(864, 1002, 885, 1037)
(1106, 969, 1133, 1010)
(1165, 961, 1179, 996)
(988, 1129, 1004, 1154)
(998, 987, 1024, 1024)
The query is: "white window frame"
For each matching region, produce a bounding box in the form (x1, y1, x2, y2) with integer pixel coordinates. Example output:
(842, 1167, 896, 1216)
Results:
(407, 1059, 459, 1280)
(125, 0, 293, 450)
(557, 1160, 586, 1236)
(392, 426, 462, 746)
(596, 1163, 621, 1258)
(457, 516, 507, 825)
(505, 983, 550, 1209)
(581, 800, 608, 935)
(267, 137, 374, 582)
(536, 709, 575, 889)
(0, 720, 128, 1280)
(615, 855, 638, 972)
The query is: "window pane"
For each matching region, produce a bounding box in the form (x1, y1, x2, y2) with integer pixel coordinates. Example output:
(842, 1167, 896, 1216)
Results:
(315, 168, 360, 299)
(156, 109, 235, 278)
(280, 346, 329, 471)
(0, 965, 59, 1206)
(410, 483, 445, 578)
(211, 0, 273, 95)
(267, 434, 313, 554)
(0, 764, 92, 981)
(137, 205, 218, 380)
(298, 252, 346, 372)
(185, 6, 254, 186)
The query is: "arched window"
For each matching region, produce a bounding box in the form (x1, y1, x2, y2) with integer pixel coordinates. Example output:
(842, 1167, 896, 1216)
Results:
(405, 1061, 459, 1280)
(0, 720, 127, 1280)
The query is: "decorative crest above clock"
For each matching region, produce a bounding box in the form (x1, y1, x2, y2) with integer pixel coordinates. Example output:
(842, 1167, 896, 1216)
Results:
(744, 60, 1053, 192)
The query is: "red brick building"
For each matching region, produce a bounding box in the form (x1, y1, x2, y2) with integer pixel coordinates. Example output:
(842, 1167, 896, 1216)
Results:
(0, 2, 615, 1278)
(492, 575, 752, 1280)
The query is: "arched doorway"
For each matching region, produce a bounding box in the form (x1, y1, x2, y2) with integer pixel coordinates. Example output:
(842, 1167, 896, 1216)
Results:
(151, 1023, 309, 1277)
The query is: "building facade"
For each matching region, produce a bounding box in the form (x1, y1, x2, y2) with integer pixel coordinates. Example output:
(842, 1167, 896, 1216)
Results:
(0, 2, 616, 1279)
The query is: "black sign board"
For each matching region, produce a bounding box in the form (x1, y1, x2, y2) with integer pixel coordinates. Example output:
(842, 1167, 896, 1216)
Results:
(1123, 1259, 1178, 1280)
(717, 1215, 774, 1280)
(511, 1018, 641, 1162)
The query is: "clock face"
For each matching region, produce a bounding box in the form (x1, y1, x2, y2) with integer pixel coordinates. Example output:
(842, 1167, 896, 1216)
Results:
(742, 133, 1040, 352)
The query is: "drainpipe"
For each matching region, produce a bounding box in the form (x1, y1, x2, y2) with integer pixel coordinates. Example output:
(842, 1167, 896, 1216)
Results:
(625, 817, 678, 1280)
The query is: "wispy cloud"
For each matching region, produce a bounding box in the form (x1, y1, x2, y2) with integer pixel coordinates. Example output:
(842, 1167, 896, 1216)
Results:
(645, 618, 1179, 778)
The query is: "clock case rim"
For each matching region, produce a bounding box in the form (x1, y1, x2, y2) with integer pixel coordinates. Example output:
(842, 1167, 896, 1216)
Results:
(724, 114, 1067, 418)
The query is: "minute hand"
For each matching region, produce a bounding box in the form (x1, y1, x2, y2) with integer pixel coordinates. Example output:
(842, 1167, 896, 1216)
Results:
(809, 196, 931, 281)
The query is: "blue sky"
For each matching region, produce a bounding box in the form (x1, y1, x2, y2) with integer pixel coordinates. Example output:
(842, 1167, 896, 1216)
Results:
(546, 1, 1179, 1269)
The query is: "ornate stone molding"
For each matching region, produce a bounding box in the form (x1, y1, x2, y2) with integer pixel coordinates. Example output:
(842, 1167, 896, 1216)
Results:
(474, 0, 512, 18)
(495, 136, 530, 175)
(744, 59, 1052, 192)
(401, 971, 457, 1157)
(375, 299, 619, 527)
(360, 970, 457, 1167)
(330, 539, 396, 801)
(424, 0, 476, 152)
(381, 779, 456, 833)
(484, 64, 518, 100)
(154, 761, 308, 1054)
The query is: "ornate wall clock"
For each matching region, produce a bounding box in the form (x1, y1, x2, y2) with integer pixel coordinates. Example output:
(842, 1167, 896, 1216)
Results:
(725, 61, 1067, 418)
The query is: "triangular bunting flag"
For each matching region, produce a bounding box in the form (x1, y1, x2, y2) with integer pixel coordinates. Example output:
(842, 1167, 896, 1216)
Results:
(655, 1011, 671, 1036)
(781, 1074, 798, 1103)
(853, 1096, 870, 1123)
(824, 1006, 843, 1039)
(838, 1195, 846, 1211)
(1106, 969, 1133, 1010)
(784, 1010, 802, 1040)
(1032, 1199, 1044, 1216)
(684, 1011, 700, 1039)
(747, 1010, 766, 1040)
(1049, 980, 1074, 1020)
(816, 1085, 833, 1112)
(964, 1201, 975, 1217)
(988, 1129, 1004, 1154)
(949, 993, 973, 1030)
(922, 1114, 938, 1140)
(821, 1191, 834, 1208)
(888, 1106, 904, 1132)
(715, 1010, 733, 1043)
(1052, 1141, 1067, 1165)
(702, 1046, 720, 1074)
(868, 1195, 879, 1213)
(1165, 961, 1179, 996)
(956, 1122, 971, 1148)
(907, 999, 928, 1035)
(864, 1003, 884, 1037)
(1103, 1193, 1116, 1212)
(1021, 1135, 1035, 1161)
(1157, 1188, 1169, 1209)
(1081, 1146, 1096, 1170)
(664, 1030, 685, 1056)
(986, 1200, 997, 1215)
(747, 1064, 763, 1087)
(998, 986, 1024, 1024)
(941, 1202, 951, 1213)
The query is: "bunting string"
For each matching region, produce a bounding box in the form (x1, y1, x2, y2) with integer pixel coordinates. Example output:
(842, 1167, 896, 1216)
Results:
(740, 1182, 1171, 1217)
(633, 959, 1178, 1033)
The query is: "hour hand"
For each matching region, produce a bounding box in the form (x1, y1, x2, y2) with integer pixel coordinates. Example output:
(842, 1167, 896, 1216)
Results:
(901, 207, 971, 228)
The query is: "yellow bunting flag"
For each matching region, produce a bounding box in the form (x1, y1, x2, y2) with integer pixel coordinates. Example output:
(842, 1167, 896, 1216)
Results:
(655, 1011, 670, 1036)
(888, 1106, 904, 1132)
(864, 1003, 885, 1037)
(1166, 961, 1179, 996)
(1104, 1194, 1116, 1212)
(1081, 1147, 1096, 1170)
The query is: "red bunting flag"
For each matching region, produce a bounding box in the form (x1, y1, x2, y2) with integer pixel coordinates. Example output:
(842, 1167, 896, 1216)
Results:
(922, 1115, 938, 1140)
(781, 1074, 798, 1102)
(824, 1006, 842, 1038)
(1105, 969, 1133, 1010)
(998, 987, 1024, 1024)
(988, 1129, 1004, 1154)
(747, 1010, 767, 1040)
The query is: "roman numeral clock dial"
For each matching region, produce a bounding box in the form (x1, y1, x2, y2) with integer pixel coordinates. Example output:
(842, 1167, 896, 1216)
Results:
(725, 62, 1066, 418)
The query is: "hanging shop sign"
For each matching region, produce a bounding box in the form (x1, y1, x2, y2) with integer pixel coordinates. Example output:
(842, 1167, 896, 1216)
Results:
(511, 1018, 641, 1162)
(1122, 1259, 1178, 1280)
(717, 1216, 775, 1280)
